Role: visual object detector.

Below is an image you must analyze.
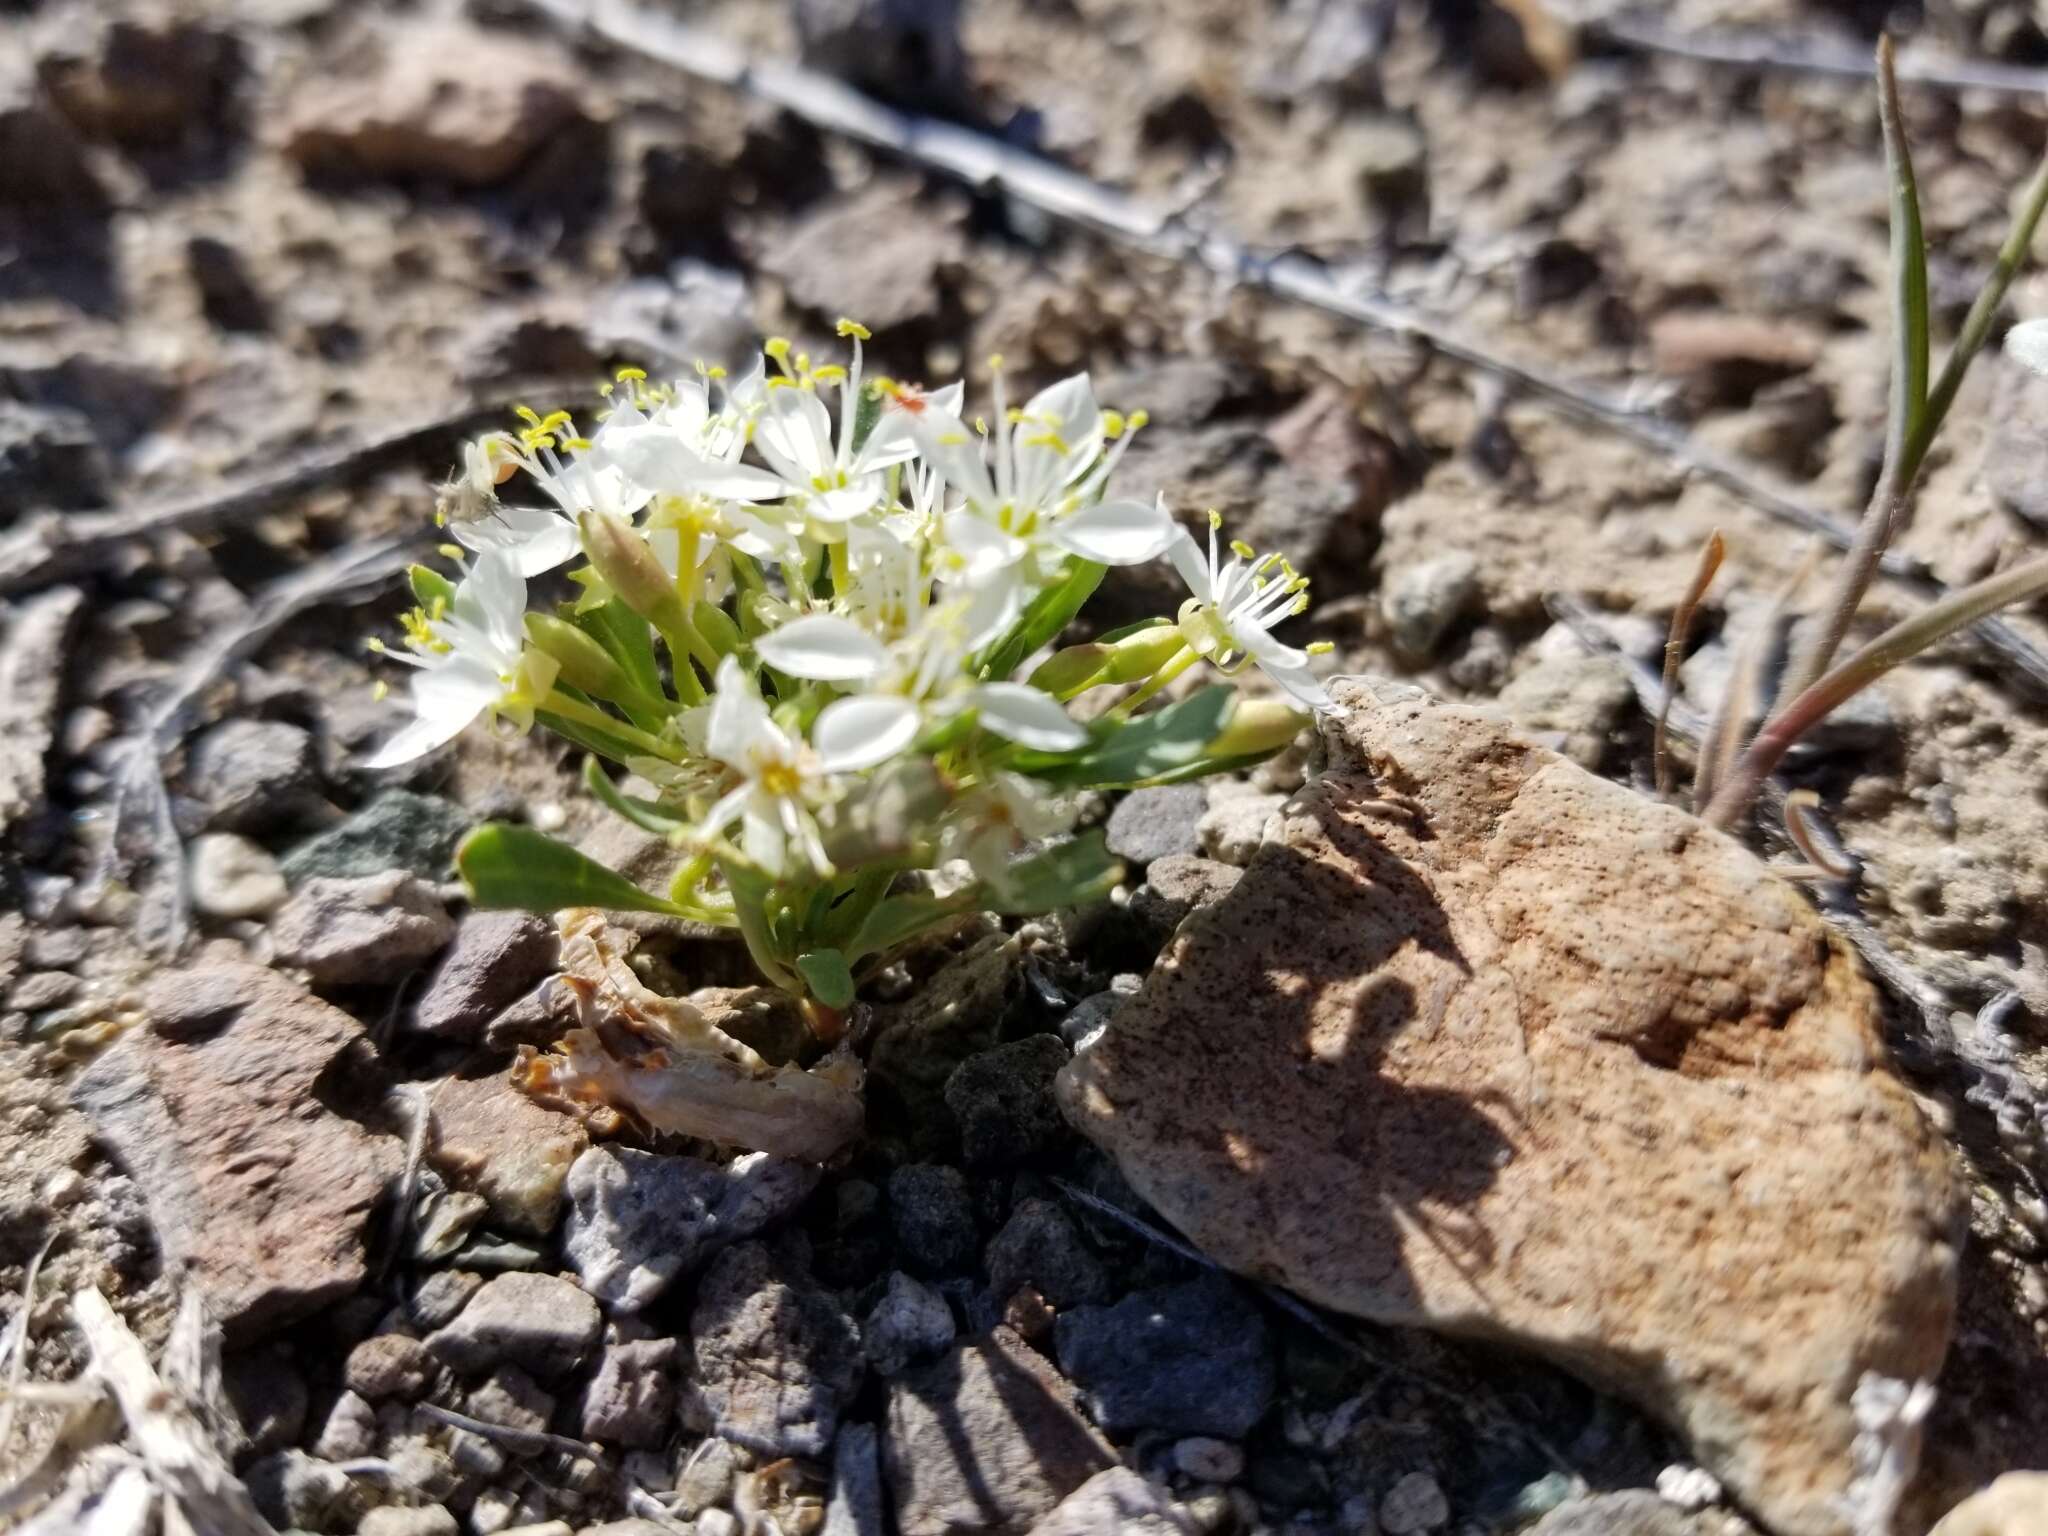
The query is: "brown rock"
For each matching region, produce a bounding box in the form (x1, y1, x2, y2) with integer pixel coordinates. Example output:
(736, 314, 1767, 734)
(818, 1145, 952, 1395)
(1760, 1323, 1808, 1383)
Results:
(39, 21, 242, 148)
(1931, 1473, 2048, 1536)
(0, 587, 83, 846)
(71, 962, 398, 1340)
(882, 1327, 1114, 1536)
(1059, 680, 1962, 1536)
(1649, 311, 1823, 410)
(763, 179, 967, 334)
(427, 1071, 588, 1237)
(283, 25, 602, 188)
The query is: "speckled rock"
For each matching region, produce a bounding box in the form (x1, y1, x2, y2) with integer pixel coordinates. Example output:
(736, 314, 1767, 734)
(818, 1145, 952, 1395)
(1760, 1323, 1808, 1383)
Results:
(427, 1071, 587, 1237)
(269, 870, 455, 985)
(1060, 679, 1963, 1536)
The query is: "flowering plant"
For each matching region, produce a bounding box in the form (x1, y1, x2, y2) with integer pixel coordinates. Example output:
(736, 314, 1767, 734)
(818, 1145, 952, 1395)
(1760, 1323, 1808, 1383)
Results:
(370, 322, 1334, 1025)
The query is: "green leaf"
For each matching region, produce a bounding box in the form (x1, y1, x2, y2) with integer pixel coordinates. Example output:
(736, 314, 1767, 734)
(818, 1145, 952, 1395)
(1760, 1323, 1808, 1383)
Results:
(535, 707, 651, 767)
(978, 559, 1105, 681)
(577, 598, 665, 704)
(795, 948, 856, 1009)
(1876, 36, 1929, 450)
(850, 891, 975, 960)
(985, 830, 1123, 914)
(458, 823, 685, 916)
(1010, 684, 1237, 787)
(582, 756, 692, 837)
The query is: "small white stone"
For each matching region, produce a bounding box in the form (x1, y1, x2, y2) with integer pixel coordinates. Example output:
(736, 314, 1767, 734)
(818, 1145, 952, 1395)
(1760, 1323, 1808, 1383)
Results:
(1656, 1463, 1724, 1511)
(187, 833, 288, 919)
(530, 801, 567, 832)
(40, 1168, 86, 1208)
(1172, 1436, 1244, 1483)
(1380, 1470, 1449, 1534)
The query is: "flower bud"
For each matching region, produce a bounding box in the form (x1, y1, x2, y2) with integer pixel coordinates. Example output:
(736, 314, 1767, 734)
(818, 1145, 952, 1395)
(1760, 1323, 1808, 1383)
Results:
(524, 612, 630, 702)
(579, 510, 690, 635)
(1204, 698, 1312, 759)
(1028, 643, 1110, 696)
(1103, 624, 1187, 684)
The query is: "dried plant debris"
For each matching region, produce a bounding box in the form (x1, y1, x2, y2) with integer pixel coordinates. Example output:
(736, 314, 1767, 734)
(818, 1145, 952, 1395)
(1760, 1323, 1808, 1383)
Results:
(515, 909, 865, 1162)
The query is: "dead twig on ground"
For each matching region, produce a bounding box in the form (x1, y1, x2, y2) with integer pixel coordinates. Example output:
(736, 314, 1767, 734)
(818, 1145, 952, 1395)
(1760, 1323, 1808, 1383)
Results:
(1584, 8, 2048, 99)
(86, 535, 419, 957)
(0, 384, 592, 598)
(415, 1402, 607, 1463)
(521, 0, 2048, 698)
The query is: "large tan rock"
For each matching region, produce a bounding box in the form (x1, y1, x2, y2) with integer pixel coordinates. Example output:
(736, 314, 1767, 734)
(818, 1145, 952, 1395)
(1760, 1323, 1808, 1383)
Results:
(1059, 679, 1963, 1536)
(1930, 1473, 2048, 1536)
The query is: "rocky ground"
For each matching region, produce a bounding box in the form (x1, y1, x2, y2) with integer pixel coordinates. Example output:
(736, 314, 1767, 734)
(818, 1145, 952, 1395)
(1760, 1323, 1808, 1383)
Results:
(4, 0, 2048, 1533)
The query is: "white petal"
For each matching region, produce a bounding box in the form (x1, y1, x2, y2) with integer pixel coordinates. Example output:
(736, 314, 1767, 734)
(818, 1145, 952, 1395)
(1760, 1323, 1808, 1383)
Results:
(1012, 373, 1103, 505)
(972, 683, 1088, 751)
(1242, 630, 1335, 712)
(2009, 318, 2048, 377)
(958, 563, 1024, 650)
(707, 657, 775, 762)
(851, 407, 921, 474)
(1166, 525, 1214, 603)
(452, 549, 527, 654)
(756, 615, 888, 682)
(911, 405, 997, 507)
(741, 797, 789, 875)
(807, 479, 885, 524)
(756, 387, 837, 481)
(363, 657, 499, 767)
(362, 714, 465, 769)
(813, 694, 923, 771)
(1052, 497, 1180, 565)
(941, 509, 1027, 576)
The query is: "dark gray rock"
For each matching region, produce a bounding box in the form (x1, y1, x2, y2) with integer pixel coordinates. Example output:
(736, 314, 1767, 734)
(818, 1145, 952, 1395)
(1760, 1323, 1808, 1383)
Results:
(1105, 785, 1206, 867)
(0, 402, 109, 516)
(410, 912, 557, 1040)
(863, 1271, 956, 1377)
(279, 789, 472, 884)
(1382, 552, 1479, 660)
(882, 1327, 1114, 1536)
(1053, 1274, 1275, 1439)
(886, 1163, 978, 1274)
(681, 1240, 864, 1458)
(986, 1198, 1111, 1310)
(563, 1145, 819, 1312)
(69, 962, 396, 1340)
(580, 1338, 678, 1449)
(269, 870, 455, 985)
(824, 1420, 886, 1536)
(188, 235, 270, 332)
(0, 587, 84, 852)
(408, 1270, 482, 1330)
(426, 1272, 601, 1380)
(1059, 979, 1140, 1050)
(1128, 855, 1242, 946)
(792, 0, 966, 110)
(221, 1344, 307, 1459)
(185, 718, 321, 834)
(944, 1035, 1070, 1169)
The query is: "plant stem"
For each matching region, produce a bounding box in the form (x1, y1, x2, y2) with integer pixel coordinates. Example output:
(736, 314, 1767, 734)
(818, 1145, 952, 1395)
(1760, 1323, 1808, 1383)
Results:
(1704, 554, 2048, 828)
(1786, 62, 2048, 697)
(1657, 529, 1724, 798)
(1114, 643, 1198, 716)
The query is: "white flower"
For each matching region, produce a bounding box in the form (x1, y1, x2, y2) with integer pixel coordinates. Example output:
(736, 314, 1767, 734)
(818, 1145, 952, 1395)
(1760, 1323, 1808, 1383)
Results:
(755, 605, 1089, 771)
(748, 328, 955, 527)
(366, 552, 558, 768)
(696, 656, 873, 876)
(940, 772, 1076, 888)
(595, 361, 790, 505)
(1168, 513, 1334, 713)
(452, 407, 652, 578)
(910, 369, 1177, 644)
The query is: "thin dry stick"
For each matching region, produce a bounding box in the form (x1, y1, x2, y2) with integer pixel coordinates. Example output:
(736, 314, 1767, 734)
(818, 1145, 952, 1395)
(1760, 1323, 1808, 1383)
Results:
(1588, 9, 2048, 98)
(1693, 548, 1817, 811)
(415, 1402, 606, 1462)
(88, 535, 418, 956)
(0, 380, 592, 597)
(524, 0, 2048, 697)
(0, 1234, 57, 1465)
(1656, 530, 1724, 798)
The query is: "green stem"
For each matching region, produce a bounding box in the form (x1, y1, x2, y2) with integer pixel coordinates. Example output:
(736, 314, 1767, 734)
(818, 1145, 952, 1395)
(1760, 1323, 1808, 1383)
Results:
(1114, 644, 1199, 716)
(1705, 554, 2048, 828)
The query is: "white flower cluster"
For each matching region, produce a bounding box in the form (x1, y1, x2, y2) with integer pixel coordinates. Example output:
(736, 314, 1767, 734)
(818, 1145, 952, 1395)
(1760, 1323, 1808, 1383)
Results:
(369, 322, 1332, 997)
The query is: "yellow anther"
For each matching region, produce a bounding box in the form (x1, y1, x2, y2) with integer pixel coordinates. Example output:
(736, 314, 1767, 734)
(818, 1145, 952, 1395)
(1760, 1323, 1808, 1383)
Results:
(1127, 409, 1150, 431)
(514, 404, 542, 426)
(812, 365, 847, 384)
(1306, 640, 1335, 656)
(371, 679, 390, 702)
(433, 509, 448, 528)
(1230, 539, 1256, 561)
(1103, 409, 1127, 439)
(437, 543, 464, 560)
(987, 353, 1005, 372)
(615, 367, 648, 382)
(765, 337, 791, 360)
(598, 381, 615, 397)
(836, 318, 871, 340)
(366, 637, 387, 653)
(563, 436, 594, 452)
(1291, 594, 1309, 615)
(1023, 431, 1070, 455)
(1206, 509, 1224, 530)
(972, 417, 988, 435)
(705, 365, 727, 379)
(938, 431, 969, 446)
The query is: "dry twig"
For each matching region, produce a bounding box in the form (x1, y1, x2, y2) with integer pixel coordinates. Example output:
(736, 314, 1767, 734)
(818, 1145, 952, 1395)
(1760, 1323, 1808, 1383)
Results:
(520, 0, 2048, 697)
